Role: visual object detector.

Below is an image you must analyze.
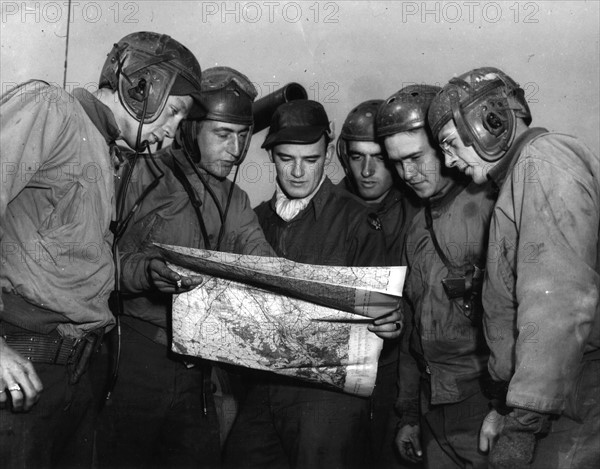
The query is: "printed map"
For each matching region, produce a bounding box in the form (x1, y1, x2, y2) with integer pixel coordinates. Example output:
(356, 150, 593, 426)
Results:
(160, 245, 406, 396)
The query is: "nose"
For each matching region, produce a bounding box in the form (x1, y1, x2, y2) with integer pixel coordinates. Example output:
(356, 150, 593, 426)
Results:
(361, 157, 374, 178)
(444, 151, 458, 168)
(227, 135, 242, 158)
(291, 160, 304, 178)
(163, 116, 181, 139)
(404, 162, 419, 182)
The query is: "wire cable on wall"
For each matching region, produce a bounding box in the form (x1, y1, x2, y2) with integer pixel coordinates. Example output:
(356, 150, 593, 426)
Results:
(62, 0, 72, 88)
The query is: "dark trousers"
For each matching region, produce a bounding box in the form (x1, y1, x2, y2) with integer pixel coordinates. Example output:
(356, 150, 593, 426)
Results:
(371, 356, 404, 468)
(421, 390, 489, 469)
(224, 379, 371, 469)
(0, 362, 95, 469)
(530, 359, 600, 469)
(95, 323, 221, 469)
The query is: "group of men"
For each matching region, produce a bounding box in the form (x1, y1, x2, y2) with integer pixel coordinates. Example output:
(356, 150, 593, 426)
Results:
(1, 29, 598, 469)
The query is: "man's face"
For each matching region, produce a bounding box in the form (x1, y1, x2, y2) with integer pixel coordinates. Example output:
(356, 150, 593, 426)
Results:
(384, 128, 452, 199)
(346, 140, 394, 204)
(270, 136, 332, 199)
(196, 120, 251, 178)
(120, 95, 193, 151)
(437, 120, 494, 184)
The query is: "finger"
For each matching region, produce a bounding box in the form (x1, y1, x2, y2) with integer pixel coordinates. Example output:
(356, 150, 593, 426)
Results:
(180, 276, 203, 289)
(149, 259, 181, 283)
(368, 322, 402, 339)
(404, 445, 420, 463)
(20, 364, 43, 410)
(409, 431, 423, 457)
(372, 308, 402, 325)
(26, 362, 44, 395)
(372, 331, 402, 340)
(0, 389, 7, 406)
(17, 379, 38, 411)
(479, 430, 490, 453)
(7, 384, 24, 412)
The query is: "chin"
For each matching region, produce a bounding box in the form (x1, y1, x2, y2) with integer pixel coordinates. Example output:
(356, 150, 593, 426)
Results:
(473, 173, 488, 185)
(412, 186, 433, 200)
(282, 186, 311, 199)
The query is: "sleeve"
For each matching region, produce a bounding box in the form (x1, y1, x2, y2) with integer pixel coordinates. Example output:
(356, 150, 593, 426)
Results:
(1, 82, 67, 219)
(395, 243, 421, 426)
(507, 142, 600, 414)
(0, 82, 69, 312)
(229, 188, 276, 257)
(117, 208, 165, 294)
(396, 300, 422, 426)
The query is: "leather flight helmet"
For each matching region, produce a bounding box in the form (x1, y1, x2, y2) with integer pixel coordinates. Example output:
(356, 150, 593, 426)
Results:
(199, 66, 258, 126)
(376, 84, 442, 139)
(428, 67, 532, 162)
(337, 99, 383, 176)
(99, 31, 203, 124)
(177, 66, 258, 166)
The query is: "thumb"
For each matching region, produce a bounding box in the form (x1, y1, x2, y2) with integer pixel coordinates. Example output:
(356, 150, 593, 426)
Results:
(479, 427, 490, 453)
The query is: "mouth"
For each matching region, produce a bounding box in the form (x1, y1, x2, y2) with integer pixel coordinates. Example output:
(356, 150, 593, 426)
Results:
(408, 179, 425, 188)
(359, 180, 377, 188)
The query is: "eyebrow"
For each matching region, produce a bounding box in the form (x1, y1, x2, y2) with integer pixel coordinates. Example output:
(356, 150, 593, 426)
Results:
(275, 152, 322, 159)
(212, 125, 249, 133)
(349, 151, 383, 157)
(439, 128, 457, 144)
(396, 151, 422, 160)
(173, 97, 192, 111)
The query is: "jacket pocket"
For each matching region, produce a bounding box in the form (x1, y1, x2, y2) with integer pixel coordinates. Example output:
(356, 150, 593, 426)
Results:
(36, 182, 95, 266)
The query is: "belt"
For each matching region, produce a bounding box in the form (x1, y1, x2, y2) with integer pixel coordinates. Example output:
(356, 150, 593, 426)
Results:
(2, 330, 79, 365)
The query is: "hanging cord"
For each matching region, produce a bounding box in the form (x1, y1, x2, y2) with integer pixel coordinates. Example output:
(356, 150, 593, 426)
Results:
(106, 82, 167, 401)
(170, 158, 213, 250)
(216, 165, 239, 250)
(181, 149, 226, 226)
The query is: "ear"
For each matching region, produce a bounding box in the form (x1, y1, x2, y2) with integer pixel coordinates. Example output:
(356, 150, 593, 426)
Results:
(325, 141, 335, 165)
(267, 149, 274, 163)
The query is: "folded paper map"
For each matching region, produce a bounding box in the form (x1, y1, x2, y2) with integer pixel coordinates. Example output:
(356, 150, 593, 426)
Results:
(157, 244, 406, 397)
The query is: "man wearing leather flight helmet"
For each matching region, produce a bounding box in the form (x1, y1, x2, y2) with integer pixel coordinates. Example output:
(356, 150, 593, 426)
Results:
(0, 31, 202, 468)
(96, 66, 274, 469)
(376, 84, 496, 468)
(430, 66, 600, 469)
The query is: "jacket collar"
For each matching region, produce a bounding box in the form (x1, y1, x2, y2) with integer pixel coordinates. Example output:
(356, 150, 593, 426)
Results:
(428, 174, 470, 212)
(72, 88, 121, 147)
(376, 186, 403, 214)
(487, 127, 549, 189)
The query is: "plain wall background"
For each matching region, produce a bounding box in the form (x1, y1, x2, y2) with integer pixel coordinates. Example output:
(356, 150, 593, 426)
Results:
(2, 0, 598, 206)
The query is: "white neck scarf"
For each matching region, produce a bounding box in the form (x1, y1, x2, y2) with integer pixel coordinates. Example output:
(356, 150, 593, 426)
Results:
(274, 175, 326, 222)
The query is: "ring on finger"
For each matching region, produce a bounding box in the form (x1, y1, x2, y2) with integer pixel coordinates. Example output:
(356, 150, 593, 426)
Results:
(8, 384, 21, 392)
(394, 322, 402, 330)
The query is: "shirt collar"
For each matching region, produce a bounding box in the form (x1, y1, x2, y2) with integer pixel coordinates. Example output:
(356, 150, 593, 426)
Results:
(269, 176, 333, 221)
